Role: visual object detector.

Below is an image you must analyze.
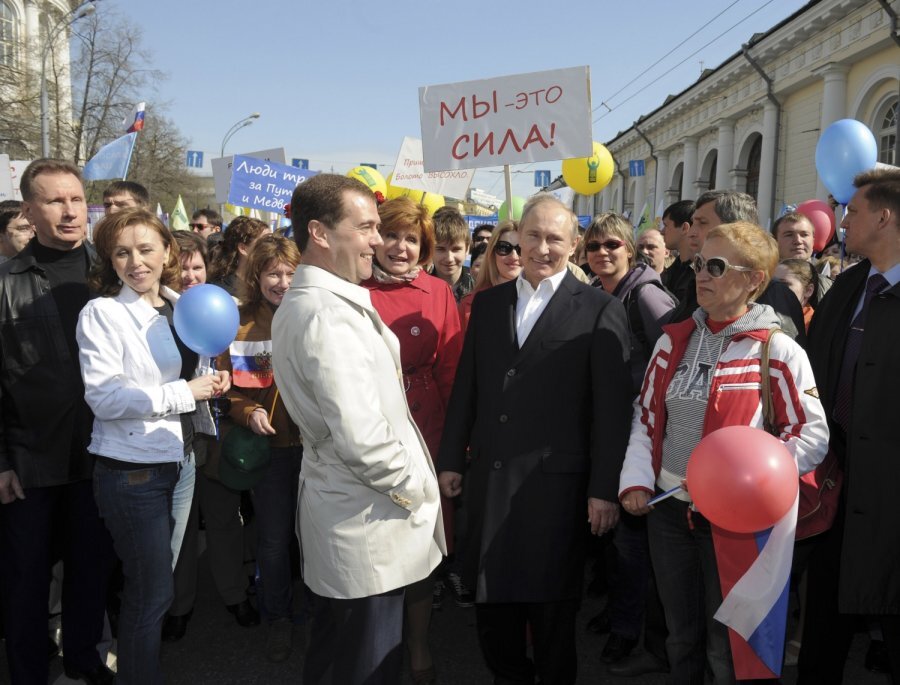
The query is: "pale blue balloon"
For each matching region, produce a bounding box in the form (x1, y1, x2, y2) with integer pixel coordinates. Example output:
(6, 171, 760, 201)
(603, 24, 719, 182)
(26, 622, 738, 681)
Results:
(173, 284, 239, 357)
(815, 119, 878, 205)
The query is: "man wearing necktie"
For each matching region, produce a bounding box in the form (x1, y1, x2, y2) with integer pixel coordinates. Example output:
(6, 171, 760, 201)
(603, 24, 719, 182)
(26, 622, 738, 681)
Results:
(800, 167, 900, 684)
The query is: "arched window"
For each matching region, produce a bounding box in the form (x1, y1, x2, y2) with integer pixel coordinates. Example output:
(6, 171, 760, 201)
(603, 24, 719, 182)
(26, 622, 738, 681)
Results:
(746, 136, 762, 201)
(707, 157, 718, 191)
(0, 2, 16, 67)
(671, 163, 684, 201)
(876, 96, 898, 166)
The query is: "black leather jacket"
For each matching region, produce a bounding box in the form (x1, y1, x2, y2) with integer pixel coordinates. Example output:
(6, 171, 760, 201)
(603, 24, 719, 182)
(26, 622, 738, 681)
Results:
(0, 240, 96, 488)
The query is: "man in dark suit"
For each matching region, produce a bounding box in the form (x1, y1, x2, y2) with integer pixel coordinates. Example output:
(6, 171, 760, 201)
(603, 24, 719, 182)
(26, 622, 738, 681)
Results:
(799, 167, 900, 684)
(438, 194, 633, 684)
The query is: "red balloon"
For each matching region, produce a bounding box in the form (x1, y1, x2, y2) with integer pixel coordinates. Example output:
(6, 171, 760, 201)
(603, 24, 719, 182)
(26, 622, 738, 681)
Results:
(795, 199, 836, 253)
(686, 426, 798, 533)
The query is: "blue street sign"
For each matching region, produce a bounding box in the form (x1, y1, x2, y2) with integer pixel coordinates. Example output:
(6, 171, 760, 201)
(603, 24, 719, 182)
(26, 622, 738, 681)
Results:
(292, 158, 309, 169)
(534, 170, 551, 187)
(629, 160, 645, 177)
(186, 150, 204, 168)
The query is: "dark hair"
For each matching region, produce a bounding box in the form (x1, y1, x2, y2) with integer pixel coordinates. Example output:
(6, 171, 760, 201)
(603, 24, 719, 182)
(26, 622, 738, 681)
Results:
(473, 223, 495, 237)
(854, 167, 900, 226)
(102, 181, 150, 207)
(377, 196, 436, 265)
(191, 207, 223, 228)
(0, 200, 23, 234)
(663, 199, 695, 227)
(470, 241, 488, 262)
(771, 211, 813, 239)
(238, 234, 301, 312)
(88, 209, 181, 296)
(209, 216, 269, 282)
(290, 173, 374, 251)
(432, 206, 471, 248)
(173, 230, 207, 265)
(19, 159, 82, 201)
(695, 190, 758, 224)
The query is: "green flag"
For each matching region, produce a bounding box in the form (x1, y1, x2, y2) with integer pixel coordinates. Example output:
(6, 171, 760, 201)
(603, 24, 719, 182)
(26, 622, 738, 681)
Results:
(170, 195, 189, 231)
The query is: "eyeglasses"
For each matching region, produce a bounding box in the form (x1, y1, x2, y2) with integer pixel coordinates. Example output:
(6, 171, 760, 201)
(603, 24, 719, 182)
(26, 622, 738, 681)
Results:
(472, 234, 491, 244)
(690, 255, 753, 278)
(189, 223, 209, 230)
(494, 240, 521, 256)
(585, 239, 625, 253)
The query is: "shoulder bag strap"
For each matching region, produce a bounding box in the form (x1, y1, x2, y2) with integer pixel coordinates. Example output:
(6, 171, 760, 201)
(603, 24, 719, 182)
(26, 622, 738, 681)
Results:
(760, 327, 782, 435)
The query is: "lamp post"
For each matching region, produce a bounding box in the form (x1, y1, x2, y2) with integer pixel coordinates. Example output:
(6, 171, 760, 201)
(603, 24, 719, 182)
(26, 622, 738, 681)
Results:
(40, 2, 96, 158)
(220, 113, 260, 158)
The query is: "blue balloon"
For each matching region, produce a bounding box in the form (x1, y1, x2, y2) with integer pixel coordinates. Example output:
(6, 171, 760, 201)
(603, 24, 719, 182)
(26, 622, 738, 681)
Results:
(173, 284, 239, 357)
(815, 119, 878, 205)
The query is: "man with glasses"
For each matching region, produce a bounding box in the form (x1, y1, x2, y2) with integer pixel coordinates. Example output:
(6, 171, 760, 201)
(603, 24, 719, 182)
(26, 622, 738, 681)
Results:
(101, 180, 149, 215)
(189, 208, 223, 240)
(438, 193, 632, 684)
(471, 223, 494, 250)
(0, 201, 35, 263)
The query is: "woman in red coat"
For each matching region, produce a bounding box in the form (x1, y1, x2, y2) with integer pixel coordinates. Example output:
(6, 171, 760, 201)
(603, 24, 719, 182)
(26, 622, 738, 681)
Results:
(363, 196, 462, 684)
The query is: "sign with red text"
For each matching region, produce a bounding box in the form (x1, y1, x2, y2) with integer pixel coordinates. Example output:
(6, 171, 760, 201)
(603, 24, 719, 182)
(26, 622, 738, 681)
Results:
(391, 136, 475, 198)
(419, 66, 592, 172)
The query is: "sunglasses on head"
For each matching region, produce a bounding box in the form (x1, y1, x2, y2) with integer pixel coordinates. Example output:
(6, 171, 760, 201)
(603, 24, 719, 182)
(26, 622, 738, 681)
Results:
(494, 240, 521, 257)
(691, 255, 753, 278)
(585, 239, 625, 253)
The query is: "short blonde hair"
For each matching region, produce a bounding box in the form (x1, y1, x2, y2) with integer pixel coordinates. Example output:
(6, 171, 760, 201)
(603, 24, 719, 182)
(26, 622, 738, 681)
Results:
(584, 212, 636, 269)
(707, 221, 778, 301)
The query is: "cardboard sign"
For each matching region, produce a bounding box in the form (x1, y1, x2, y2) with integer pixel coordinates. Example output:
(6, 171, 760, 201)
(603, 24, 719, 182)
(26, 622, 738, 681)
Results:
(212, 148, 286, 203)
(390, 136, 475, 198)
(419, 66, 592, 172)
(227, 155, 317, 212)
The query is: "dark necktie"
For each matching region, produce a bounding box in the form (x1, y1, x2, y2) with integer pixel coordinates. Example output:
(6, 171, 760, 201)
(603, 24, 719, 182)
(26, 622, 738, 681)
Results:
(832, 273, 889, 432)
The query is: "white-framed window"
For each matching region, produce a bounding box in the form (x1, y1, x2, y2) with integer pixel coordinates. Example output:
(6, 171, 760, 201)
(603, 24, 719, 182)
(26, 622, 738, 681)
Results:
(875, 96, 898, 166)
(0, 1, 17, 67)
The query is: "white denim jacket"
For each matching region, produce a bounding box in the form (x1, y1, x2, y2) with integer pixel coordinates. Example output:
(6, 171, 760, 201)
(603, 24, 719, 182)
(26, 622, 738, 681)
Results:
(77, 285, 216, 463)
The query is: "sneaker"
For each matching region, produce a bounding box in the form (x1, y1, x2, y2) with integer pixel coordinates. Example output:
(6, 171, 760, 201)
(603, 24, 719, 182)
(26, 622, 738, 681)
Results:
(446, 572, 474, 608)
(265, 618, 293, 663)
(432, 579, 445, 610)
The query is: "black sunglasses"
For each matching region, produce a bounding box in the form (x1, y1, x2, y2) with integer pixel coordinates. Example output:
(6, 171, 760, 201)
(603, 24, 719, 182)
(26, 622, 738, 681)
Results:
(494, 240, 521, 256)
(188, 223, 209, 230)
(585, 239, 625, 252)
(690, 255, 753, 278)
(472, 234, 491, 243)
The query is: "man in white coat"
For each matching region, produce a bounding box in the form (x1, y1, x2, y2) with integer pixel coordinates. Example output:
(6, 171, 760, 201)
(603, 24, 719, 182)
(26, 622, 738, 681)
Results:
(272, 174, 445, 684)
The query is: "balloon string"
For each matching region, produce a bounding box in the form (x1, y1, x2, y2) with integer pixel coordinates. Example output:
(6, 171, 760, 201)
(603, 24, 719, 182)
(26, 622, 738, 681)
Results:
(647, 485, 683, 507)
(210, 357, 220, 441)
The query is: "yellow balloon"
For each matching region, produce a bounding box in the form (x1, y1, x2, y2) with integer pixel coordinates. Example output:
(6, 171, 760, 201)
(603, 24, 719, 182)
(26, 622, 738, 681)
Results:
(562, 142, 614, 196)
(420, 192, 445, 216)
(383, 174, 445, 215)
(347, 166, 387, 196)
(385, 173, 408, 200)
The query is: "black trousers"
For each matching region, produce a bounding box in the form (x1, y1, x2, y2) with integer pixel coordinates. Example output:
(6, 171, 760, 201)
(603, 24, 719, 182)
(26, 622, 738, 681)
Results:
(0, 479, 114, 684)
(476, 599, 579, 685)
(303, 586, 405, 685)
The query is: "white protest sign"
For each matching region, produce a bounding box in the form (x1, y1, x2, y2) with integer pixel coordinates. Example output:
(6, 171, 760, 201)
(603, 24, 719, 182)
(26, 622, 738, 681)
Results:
(211, 148, 286, 203)
(390, 137, 475, 198)
(0, 156, 13, 202)
(9, 161, 28, 200)
(419, 66, 592, 172)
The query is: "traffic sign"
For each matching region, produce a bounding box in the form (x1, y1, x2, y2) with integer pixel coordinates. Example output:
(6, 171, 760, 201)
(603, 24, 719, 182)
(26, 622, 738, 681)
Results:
(292, 158, 309, 169)
(534, 170, 551, 187)
(186, 150, 204, 168)
(629, 160, 645, 177)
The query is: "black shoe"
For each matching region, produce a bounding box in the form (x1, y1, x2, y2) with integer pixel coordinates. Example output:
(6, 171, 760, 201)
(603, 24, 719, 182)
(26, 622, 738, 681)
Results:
(226, 598, 260, 627)
(446, 571, 474, 608)
(601, 633, 638, 664)
(64, 664, 115, 685)
(865, 638, 889, 673)
(607, 650, 669, 676)
(586, 609, 611, 634)
(162, 612, 191, 642)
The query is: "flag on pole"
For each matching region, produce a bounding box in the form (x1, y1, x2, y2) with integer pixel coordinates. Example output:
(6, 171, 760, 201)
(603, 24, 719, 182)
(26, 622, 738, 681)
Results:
(170, 195, 189, 231)
(125, 102, 146, 133)
(155, 202, 164, 220)
(635, 201, 653, 233)
(82, 132, 138, 181)
(655, 199, 666, 230)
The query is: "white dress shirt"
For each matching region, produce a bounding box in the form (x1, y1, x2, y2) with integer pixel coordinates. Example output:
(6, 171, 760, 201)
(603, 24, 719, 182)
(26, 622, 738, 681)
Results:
(515, 269, 568, 346)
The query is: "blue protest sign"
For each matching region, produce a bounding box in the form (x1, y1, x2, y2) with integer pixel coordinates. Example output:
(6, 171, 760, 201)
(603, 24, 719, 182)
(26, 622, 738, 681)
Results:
(186, 150, 204, 168)
(534, 170, 551, 187)
(228, 155, 318, 212)
(292, 158, 309, 169)
(629, 160, 645, 177)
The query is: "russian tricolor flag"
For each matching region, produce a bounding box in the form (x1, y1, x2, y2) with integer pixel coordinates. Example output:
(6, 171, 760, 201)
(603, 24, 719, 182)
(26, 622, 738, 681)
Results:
(713, 495, 798, 679)
(125, 102, 146, 133)
(229, 340, 274, 388)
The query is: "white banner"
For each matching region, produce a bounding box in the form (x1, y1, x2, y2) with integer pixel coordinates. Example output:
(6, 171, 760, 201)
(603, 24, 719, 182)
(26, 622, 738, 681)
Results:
(390, 137, 475, 198)
(419, 66, 592, 172)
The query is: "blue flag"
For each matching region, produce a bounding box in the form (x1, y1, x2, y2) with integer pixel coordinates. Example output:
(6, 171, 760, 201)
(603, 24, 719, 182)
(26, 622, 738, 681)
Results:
(83, 132, 137, 181)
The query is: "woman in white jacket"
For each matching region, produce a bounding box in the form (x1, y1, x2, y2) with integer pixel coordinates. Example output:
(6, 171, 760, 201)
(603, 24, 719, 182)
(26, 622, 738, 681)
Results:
(76, 209, 229, 685)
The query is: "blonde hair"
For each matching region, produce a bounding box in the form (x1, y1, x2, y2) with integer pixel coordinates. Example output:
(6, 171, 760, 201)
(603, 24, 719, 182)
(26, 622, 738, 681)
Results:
(707, 221, 778, 301)
(584, 213, 636, 268)
(474, 220, 519, 290)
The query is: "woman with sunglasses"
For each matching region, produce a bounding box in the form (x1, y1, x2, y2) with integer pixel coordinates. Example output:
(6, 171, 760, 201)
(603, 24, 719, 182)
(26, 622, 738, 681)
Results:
(619, 222, 828, 683)
(362, 197, 463, 685)
(458, 221, 522, 334)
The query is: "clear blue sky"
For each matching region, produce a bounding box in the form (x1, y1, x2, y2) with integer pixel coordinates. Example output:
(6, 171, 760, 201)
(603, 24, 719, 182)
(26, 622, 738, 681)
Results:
(110, 0, 809, 201)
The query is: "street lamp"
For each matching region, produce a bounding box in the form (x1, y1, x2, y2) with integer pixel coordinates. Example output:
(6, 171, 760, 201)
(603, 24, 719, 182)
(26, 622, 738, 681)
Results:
(220, 113, 261, 158)
(40, 1, 96, 158)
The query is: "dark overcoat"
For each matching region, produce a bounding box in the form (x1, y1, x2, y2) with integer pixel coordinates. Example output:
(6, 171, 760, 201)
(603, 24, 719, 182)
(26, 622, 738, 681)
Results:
(437, 271, 633, 603)
(807, 259, 900, 614)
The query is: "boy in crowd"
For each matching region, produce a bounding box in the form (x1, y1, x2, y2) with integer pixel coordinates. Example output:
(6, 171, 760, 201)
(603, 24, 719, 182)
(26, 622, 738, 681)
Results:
(431, 207, 474, 302)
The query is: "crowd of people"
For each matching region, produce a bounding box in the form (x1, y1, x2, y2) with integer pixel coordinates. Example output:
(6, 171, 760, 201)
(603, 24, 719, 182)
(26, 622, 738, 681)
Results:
(0, 158, 898, 685)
